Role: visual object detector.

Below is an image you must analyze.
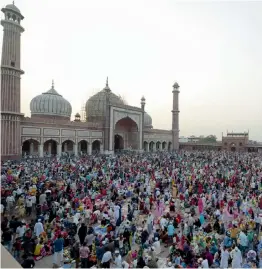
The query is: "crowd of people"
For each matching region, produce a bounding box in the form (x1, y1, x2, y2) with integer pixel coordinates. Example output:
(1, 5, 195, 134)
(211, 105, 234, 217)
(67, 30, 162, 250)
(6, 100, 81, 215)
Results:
(1, 150, 262, 268)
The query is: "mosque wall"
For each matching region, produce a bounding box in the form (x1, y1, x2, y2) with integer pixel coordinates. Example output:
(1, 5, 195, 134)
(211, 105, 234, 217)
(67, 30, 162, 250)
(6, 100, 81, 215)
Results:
(20, 119, 105, 156)
(143, 129, 172, 151)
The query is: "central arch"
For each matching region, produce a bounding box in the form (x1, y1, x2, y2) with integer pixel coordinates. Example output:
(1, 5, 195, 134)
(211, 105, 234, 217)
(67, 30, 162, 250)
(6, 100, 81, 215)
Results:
(230, 143, 236, 152)
(114, 134, 124, 152)
(114, 117, 139, 150)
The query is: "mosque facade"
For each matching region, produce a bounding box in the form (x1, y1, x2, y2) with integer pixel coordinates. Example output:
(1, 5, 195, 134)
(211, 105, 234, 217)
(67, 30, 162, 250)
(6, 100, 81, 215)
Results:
(0, 3, 180, 160)
(1, 3, 261, 161)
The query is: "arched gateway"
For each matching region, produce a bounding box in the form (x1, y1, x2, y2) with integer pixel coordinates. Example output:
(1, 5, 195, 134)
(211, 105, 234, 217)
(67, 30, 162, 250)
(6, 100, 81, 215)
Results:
(114, 117, 139, 150)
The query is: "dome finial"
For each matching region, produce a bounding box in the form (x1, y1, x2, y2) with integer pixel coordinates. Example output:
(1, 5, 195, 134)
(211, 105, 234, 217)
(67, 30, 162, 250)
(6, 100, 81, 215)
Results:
(104, 76, 111, 92)
(52, 79, 54, 89)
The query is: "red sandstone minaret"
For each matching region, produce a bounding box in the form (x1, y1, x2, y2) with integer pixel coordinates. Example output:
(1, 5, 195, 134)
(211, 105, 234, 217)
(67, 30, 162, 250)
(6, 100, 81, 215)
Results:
(172, 82, 180, 151)
(1, 3, 24, 160)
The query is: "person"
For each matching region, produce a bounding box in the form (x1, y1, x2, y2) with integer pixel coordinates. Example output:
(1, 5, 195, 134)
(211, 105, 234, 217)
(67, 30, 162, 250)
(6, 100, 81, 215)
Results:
(230, 245, 242, 268)
(166, 222, 175, 247)
(21, 254, 35, 268)
(152, 237, 161, 255)
(230, 225, 239, 244)
(78, 223, 87, 245)
(34, 239, 44, 257)
(147, 255, 158, 268)
(13, 237, 22, 260)
(6, 194, 15, 212)
(2, 227, 13, 252)
(137, 256, 146, 268)
(79, 242, 90, 268)
(238, 230, 248, 255)
(71, 241, 80, 268)
(26, 197, 33, 216)
(113, 249, 122, 268)
(101, 247, 112, 268)
(34, 219, 44, 237)
(1, 203, 4, 216)
(53, 234, 64, 267)
(16, 223, 26, 239)
(84, 229, 95, 250)
(198, 257, 209, 268)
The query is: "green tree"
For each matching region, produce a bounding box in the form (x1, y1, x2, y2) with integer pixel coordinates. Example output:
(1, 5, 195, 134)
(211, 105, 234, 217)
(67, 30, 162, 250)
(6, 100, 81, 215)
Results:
(199, 135, 217, 143)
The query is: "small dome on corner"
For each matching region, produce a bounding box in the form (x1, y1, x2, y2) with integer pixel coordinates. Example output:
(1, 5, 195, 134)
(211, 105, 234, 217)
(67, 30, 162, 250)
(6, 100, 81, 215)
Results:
(5, 3, 21, 14)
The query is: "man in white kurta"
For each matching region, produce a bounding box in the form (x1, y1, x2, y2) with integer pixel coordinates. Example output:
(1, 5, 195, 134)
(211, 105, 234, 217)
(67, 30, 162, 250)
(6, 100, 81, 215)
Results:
(34, 219, 44, 237)
(231, 246, 242, 268)
(220, 245, 229, 268)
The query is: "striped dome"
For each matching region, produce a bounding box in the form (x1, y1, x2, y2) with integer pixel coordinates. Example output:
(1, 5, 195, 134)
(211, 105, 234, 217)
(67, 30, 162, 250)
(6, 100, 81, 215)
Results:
(30, 82, 72, 119)
(85, 79, 125, 122)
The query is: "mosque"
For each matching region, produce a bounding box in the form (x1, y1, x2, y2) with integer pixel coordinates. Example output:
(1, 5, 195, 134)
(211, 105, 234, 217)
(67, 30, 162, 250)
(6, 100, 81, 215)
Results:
(0, 3, 180, 160)
(1, 3, 261, 160)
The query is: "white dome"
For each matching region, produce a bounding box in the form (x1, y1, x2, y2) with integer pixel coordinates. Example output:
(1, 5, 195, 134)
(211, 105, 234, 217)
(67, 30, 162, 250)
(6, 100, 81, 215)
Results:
(30, 82, 72, 119)
(85, 79, 125, 122)
(144, 112, 153, 129)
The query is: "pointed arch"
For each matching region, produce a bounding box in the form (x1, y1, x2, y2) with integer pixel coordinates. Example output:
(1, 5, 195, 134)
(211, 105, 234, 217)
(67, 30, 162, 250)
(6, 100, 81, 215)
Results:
(144, 141, 148, 152)
(78, 140, 88, 153)
(22, 139, 39, 155)
(156, 141, 161, 151)
(62, 140, 74, 153)
(115, 117, 139, 149)
(168, 141, 172, 151)
(149, 141, 155, 152)
(92, 140, 101, 153)
(43, 139, 57, 155)
(162, 141, 167, 150)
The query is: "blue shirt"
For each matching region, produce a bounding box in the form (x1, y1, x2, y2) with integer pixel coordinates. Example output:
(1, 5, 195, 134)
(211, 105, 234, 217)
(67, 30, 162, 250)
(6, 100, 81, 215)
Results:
(54, 238, 64, 252)
(167, 224, 175, 236)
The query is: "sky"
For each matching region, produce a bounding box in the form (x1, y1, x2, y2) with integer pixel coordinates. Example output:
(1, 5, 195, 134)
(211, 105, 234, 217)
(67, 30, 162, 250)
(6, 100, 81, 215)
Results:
(1, 0, 262, 141)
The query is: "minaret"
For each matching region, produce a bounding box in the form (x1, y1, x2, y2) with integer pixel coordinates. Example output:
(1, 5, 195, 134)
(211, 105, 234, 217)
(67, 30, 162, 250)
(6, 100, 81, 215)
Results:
(1, 3, 24, 160)
(141, 96, 145, 151)
(172, 82, 180, 151)
(104, 77, 111, 154)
